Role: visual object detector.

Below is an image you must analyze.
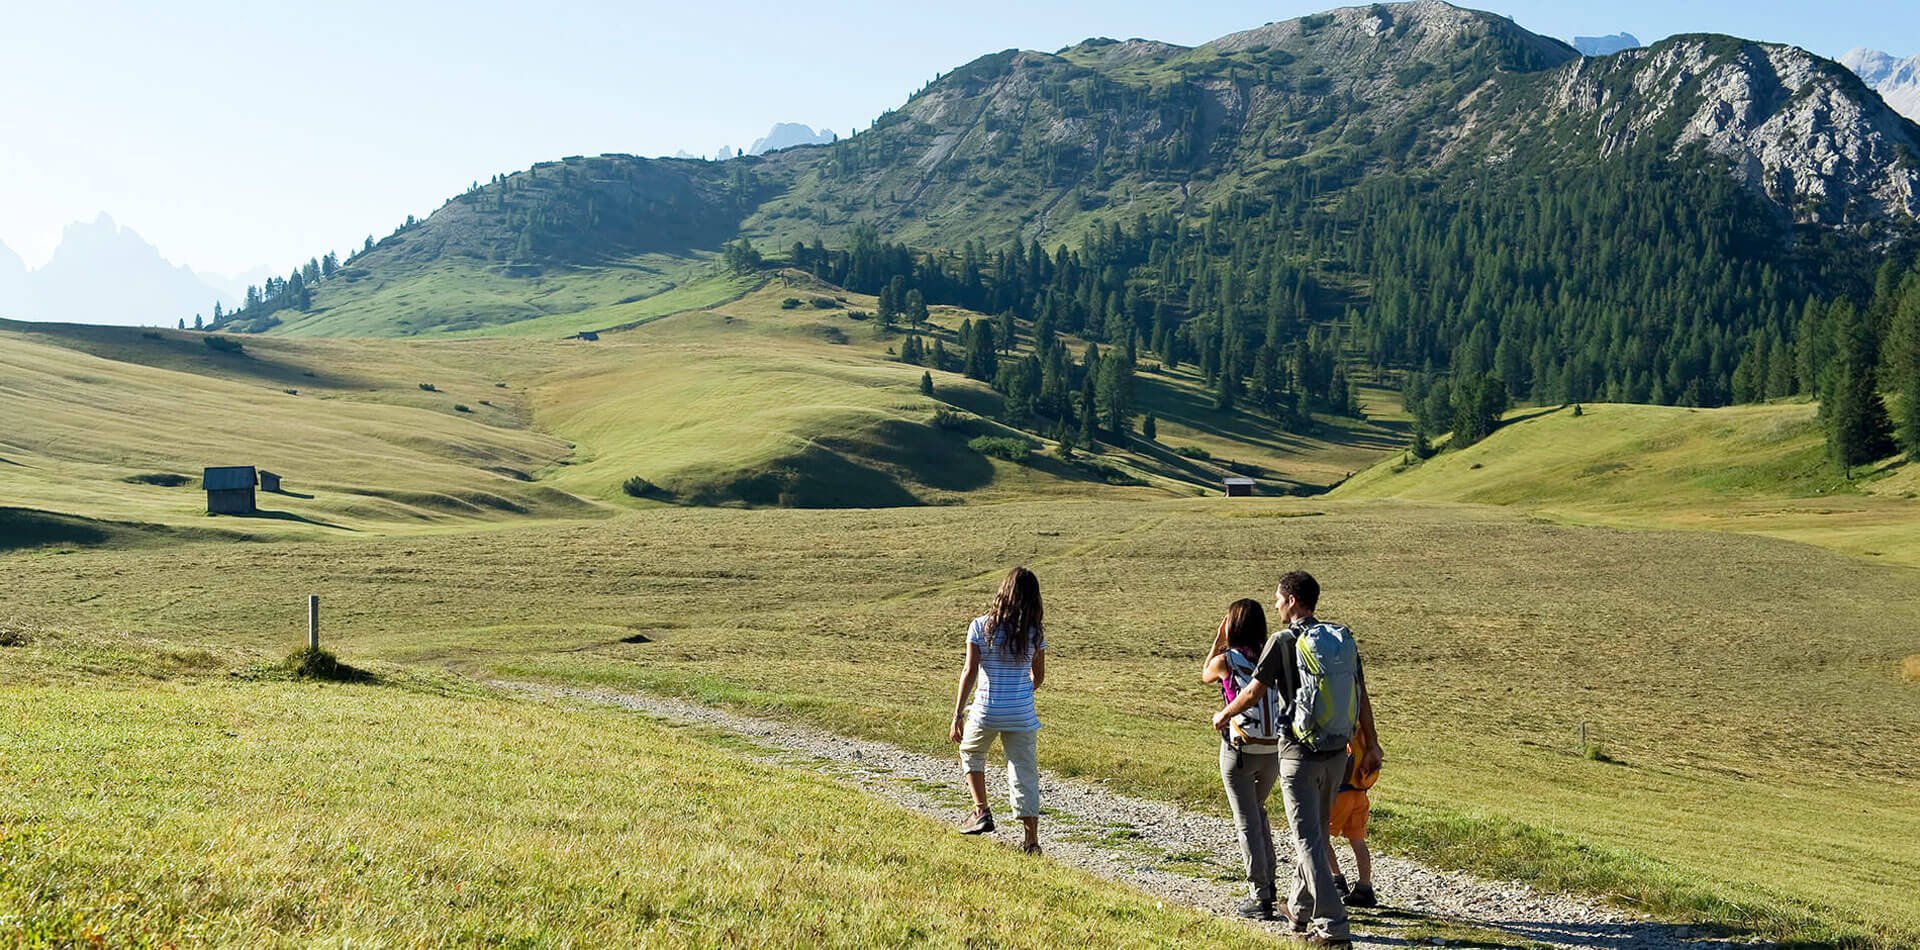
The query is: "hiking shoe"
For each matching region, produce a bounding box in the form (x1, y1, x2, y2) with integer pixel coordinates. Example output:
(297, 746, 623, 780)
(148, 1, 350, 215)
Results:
(1332, 873, 1349, 897)
(1344, 883, 1377, 908)
(1234, 898, 1274, 920)
(958, 808, 994, 835)
(1019, 839, 1043, 856)
(1284, 912, 1311, 934)
(1302, 932, 1353, 948)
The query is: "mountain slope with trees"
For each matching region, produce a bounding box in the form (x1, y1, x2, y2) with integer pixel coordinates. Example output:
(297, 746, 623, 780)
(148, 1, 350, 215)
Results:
(202, 2, 1920, 455)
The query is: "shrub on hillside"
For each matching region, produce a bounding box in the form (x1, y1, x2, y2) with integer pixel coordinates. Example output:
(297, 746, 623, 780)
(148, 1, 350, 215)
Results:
(1174, 446, 1213, 460)
(419, 382, 438, 392)
(931, 408, 970, 431)
(623, 476, 671, 501)
(453, 404, 471, 413)
(1076, 459, 1147, 486)
(202, 336, 244, 354)
(968, 436, 1035, 463)
(283, 647, 372, 683)
(780, 297, 803, 310)
(122, 473, 191, 487)
(809, 297, 838, 309)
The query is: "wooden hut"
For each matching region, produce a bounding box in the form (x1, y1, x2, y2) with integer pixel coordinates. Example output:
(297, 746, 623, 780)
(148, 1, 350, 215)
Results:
(203, 466, 258, 514)
(257, 470, 282, 493)
(1223, 477, 1256, 498)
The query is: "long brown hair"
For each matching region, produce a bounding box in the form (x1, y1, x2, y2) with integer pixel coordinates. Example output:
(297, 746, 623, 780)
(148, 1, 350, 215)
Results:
(986, 566, 1043, 656)
(1223, 598, 1267, 653)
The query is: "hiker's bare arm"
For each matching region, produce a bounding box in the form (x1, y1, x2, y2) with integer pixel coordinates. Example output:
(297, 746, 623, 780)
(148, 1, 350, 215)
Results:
(950, 642, 981, 742)
(1201, 617, 1230, 683)
(1031, 648, 1045, 690)
(1212, 676, 1270, 729)
(1201, 652, 1230, 685)
(1358, 675, 1384, 768)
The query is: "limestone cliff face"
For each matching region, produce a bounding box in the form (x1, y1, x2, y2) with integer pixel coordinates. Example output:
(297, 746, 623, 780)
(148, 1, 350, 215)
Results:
(1534, 38, 1920, 226)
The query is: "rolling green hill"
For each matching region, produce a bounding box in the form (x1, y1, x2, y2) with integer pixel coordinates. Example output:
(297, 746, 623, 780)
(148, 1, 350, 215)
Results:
(1336, 401, 1920, 564)
(203, 5, 1916, 433)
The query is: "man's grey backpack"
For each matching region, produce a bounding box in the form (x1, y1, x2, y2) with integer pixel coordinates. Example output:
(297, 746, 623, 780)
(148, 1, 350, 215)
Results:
(1290, 621, 1359, 753)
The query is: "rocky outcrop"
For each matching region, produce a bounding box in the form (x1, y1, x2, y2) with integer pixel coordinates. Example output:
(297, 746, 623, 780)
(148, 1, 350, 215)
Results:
(1543, 38, 1920, 225)
(1842, 48, 1920, 123)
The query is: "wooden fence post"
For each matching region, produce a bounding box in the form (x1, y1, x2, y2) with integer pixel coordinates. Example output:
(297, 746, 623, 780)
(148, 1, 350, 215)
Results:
(308, 595, 320, 651)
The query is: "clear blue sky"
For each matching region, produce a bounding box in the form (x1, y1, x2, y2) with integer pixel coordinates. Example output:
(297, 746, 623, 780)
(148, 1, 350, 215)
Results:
(1, 1, 1914, 277)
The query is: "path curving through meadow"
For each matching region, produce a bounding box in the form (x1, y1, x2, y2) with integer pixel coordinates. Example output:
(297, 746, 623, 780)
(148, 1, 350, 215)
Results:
(499, 682, 1759, 950)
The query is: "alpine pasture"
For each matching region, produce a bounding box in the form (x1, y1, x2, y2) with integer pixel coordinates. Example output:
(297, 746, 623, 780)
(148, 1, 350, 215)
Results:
(4, 283, 1919, 945)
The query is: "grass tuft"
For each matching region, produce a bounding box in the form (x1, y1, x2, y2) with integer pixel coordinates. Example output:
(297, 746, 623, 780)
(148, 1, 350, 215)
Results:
(1903, 655, 1920, 684)
(283, 647, 374, 683)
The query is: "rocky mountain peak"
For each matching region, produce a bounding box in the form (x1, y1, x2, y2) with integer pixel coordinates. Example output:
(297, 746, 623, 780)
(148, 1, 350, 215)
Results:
(1547, 37, 1920, 226)
(1841, 47, 1920, 124)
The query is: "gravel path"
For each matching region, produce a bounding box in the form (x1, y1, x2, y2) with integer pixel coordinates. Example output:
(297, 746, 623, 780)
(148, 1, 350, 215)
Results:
(499, 682, 1759, 950)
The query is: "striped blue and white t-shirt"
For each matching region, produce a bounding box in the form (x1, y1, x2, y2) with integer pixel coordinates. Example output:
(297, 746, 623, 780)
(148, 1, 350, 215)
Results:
(966, 615, 1045, 732)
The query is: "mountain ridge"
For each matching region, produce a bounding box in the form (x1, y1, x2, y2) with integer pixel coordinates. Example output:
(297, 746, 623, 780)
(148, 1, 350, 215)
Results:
(1842, 47, 1920, 123)
(3, 214, 237, 327)
(211, 0, 1920, 409)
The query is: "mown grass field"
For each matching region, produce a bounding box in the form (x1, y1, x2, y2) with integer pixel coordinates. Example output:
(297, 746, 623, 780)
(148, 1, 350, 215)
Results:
(0, 660, 1272, 947)
(1337, 402, 1920, 566)
(4, 499, 1916, 945)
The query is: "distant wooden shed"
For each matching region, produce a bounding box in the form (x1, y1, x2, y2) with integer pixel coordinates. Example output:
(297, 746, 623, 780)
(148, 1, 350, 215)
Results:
(204, 466, 258, 515)
(258, 470, 282, 493)
(1223, 477, 1256, 498)
(576, 331, 600, 341)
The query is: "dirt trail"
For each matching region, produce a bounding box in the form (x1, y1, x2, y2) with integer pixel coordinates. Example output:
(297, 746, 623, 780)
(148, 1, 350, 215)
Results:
(500, 682, 1762, 950)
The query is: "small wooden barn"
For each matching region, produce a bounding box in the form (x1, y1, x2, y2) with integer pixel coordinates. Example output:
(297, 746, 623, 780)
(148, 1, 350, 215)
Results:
(576, 331, 600, 341)
(257, 470, 282, 493)
(203, 466, 258, 515)
(1223, 477, 1256, 498)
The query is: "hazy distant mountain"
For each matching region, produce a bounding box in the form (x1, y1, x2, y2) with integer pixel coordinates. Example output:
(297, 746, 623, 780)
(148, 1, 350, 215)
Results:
(747, 123, 837, 155)
(1573, 32, 1641, 57)
(1842, 48, 1920, 123)
(2, 214, 235, 327)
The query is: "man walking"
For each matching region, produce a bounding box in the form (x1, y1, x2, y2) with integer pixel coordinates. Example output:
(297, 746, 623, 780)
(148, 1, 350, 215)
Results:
(1214, 571, 1383, 946)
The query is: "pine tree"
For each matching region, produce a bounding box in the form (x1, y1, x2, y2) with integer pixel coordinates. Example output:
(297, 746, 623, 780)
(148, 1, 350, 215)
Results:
(177, 318, 186, 330)
(1826, 300, 1897, 476)
(906, 289, 928, 329)
(1887, 267, 1920, 459)
(920, 371, 934, 397)
(1142, 412, 1157, 441)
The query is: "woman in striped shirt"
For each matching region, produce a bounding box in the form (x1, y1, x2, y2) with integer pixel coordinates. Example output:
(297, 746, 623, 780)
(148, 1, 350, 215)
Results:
(948, 566, 1047, 854)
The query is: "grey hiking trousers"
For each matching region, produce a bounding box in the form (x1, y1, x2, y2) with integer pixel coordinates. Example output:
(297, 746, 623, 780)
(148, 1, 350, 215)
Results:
(1220, 742, 1282, 901)
(1282, 751, 1352, 939)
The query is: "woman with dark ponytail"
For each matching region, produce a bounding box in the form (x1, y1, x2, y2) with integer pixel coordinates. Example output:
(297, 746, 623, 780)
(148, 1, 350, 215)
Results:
(1203, 598, 1283, 919)
(949, 566, 1047, 854)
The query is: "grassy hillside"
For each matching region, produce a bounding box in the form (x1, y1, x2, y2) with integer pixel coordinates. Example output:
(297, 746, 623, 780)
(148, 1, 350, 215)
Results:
(4, 499, 1915, 945)
(7, 278, 1382, 535)
(1337, 402, 1920, 566)
(0, 321, 603, 536)
(0, 648, 1270, 946)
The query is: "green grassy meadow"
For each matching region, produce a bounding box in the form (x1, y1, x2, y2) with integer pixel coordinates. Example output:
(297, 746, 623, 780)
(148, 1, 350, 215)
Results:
(9, 281, 1920, 945)
(1338, 402, 1920, 567)
(0, 666, 1270, 947)
(4, 499, 1916, 945)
